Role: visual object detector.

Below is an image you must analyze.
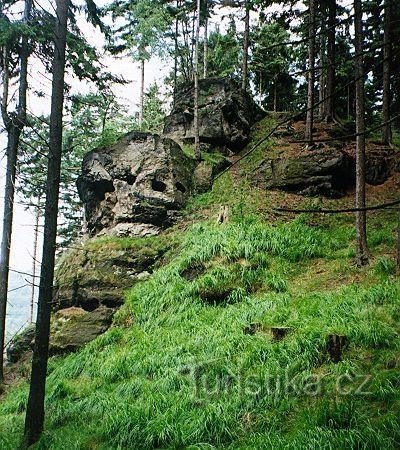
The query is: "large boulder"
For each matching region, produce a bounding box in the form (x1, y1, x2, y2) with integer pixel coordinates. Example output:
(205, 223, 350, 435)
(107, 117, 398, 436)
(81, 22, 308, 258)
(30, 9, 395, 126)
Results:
(6, 307, 116, 363)
(54, 233, 172, 312)
(257, 149, 355, 198)
(49, 306, 115, 355)
(164, 77, 263, 153)
(6, 324, 35, 364)
(364, 146, 400, 185)
(77, 132, 196, 236)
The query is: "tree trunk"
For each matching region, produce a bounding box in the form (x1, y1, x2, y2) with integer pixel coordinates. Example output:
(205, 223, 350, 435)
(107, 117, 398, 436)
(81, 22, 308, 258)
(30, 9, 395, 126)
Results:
(194, 0, 201, 160)
(273, 79, 277, 112)
(305, 0, 315, 144)
(397, 209, 400, 271)
(30, 206, 40, 323)
(324, 0, 336, 121)
(139, 58, 145, 126)
(319, 64, 325, 118)
(203, 9, 208, 78)
(23, 0, 69, 445)
(347, 84, 351, 119)
(0, 130, 20, 382)
(382, 0, 392, 144)
(173, 0, 179, 104)
(0, 0, 32, 383)
(242, 1, 250, 91)
(191, 8, 195, 76)
(318, 19, 326, 119)
(354, 0, 368, 266)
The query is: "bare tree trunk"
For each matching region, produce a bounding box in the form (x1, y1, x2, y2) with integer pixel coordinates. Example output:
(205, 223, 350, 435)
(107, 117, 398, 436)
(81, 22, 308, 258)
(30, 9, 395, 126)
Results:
(203, 9, 208, 78)
(354, 0, 368, 266)
(0, 131, 20, 381)
(173, 0, 179, 104)
(139, 58, 145, 126)
(0, 0, 32, 383)
(23, 0, 69, 445)
(396, 210, 400, 271)
(194, 0, 201, 160)
(319, 64, 325, 118)
(242, 0, 250, 91)
(318, 19, 326, 119)
(191, 8, 195, 77)
(305, 0, 315, 144)
(30, 206, 40, 323)
(324, 0, 336, 121)
(182, 9, 192, 81)
(273, 79, 277, 112)
(347, 84, 351, 119)
(382, 0, 392, 144)
(397, 209, 400, 271)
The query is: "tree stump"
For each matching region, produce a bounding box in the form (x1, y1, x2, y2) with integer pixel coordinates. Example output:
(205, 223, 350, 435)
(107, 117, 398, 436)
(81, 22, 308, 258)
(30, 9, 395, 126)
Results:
(327, 334, 348, 363)
(243, 322, 263, 335)
(216, 205, 229, 225)
(270, 326, 292, 341)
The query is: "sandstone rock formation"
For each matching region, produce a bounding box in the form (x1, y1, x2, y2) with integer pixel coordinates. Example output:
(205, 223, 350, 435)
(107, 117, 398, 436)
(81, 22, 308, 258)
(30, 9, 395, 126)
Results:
(365, 147, 399, 185)
(49, 306, 114, 355)
(77, 132, 195, 237)
(6, 324, 35, 364)
(7, 307, 115, 362)
(258, 149, 355, 198)
(163, 77, 263, 153)
(76, 79, 262, 238)
(54, 236, 168, 311)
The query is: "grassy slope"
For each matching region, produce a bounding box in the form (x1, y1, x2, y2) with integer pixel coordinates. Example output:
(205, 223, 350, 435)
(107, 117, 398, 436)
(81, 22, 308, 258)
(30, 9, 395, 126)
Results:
(1, 119, 399, 449)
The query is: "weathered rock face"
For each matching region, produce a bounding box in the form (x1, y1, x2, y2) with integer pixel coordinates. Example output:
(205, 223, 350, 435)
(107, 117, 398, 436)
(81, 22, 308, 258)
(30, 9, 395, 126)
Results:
(77, 132, 195, 236)
(6, 325, 35, 364)
(163, 78, 263, 153)
(258, 149, 355, 198)
(7, 307, 115, 362)
(365, 147, 399, 186)
(49, 306, 114, 355)
(54, 230, 174, 314)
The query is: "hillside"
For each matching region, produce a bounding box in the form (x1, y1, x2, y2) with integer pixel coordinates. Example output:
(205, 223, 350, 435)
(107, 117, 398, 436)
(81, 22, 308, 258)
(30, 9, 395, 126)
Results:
(1, 115, 400, 449)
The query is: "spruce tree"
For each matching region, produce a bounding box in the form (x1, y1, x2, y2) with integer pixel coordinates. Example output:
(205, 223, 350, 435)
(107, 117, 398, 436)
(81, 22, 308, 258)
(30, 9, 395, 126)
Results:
(305, 0, 316, 144)
(23, 0, 69, 443)
(354, 0, 368, 266)
(0, 0, 32, 383)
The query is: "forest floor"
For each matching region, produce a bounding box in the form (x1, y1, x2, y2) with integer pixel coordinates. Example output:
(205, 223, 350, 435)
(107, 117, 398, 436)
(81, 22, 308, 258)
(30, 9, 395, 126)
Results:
(1, 118, 399, 449)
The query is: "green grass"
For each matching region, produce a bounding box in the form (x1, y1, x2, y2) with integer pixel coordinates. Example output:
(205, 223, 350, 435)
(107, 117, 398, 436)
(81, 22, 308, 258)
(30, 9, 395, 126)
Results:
(1, 121, 400, 449)
(1, 211, 399, 449)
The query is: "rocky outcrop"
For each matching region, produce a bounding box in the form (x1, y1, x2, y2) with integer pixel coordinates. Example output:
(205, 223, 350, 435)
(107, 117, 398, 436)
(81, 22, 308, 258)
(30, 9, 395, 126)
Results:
(7, 307, 115, 362)
(6, 325, 35, 364)
(76, 79, 259, 238)
(77, 133, 196, 236)
(7, 237, 169, 363)
(258, 149, 355, 198)
(49, 306, 114, 355)
(54, 234, 170, 312)
(164, 77, 263, 153)
(365, 147, 400, 185)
